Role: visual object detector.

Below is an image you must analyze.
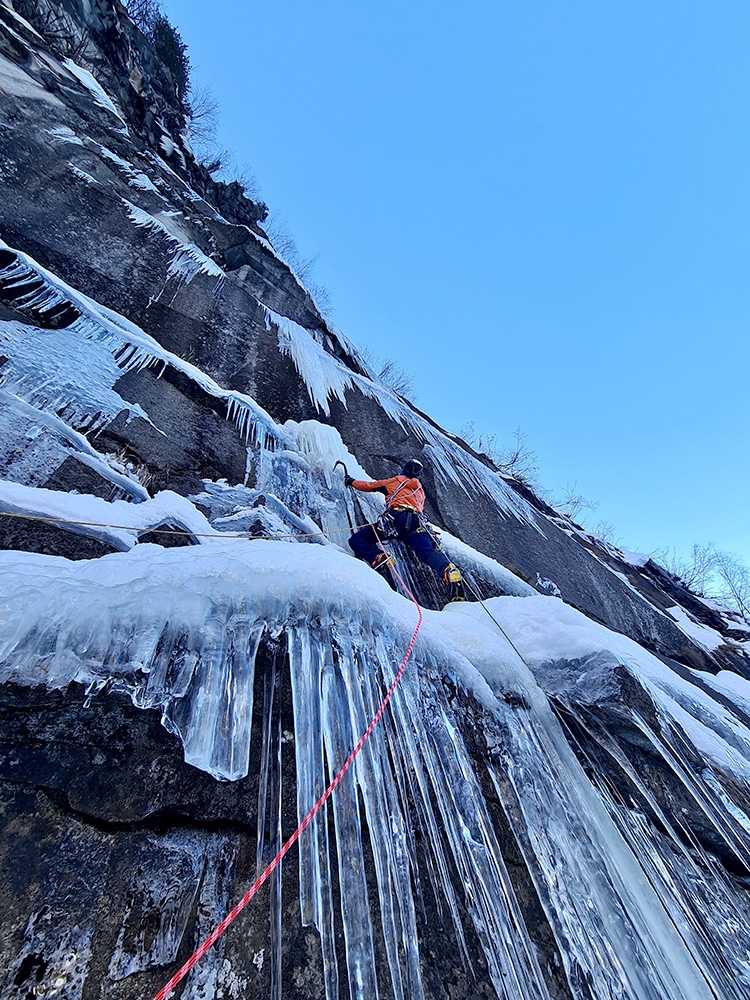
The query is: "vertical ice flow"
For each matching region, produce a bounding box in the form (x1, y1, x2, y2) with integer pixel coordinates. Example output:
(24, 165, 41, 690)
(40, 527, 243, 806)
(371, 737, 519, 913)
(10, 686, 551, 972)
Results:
(2, 539, 750, 997)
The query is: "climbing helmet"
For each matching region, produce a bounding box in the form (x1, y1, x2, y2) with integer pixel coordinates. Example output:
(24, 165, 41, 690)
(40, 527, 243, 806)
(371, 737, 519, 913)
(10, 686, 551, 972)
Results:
(401, 458, 424, 479)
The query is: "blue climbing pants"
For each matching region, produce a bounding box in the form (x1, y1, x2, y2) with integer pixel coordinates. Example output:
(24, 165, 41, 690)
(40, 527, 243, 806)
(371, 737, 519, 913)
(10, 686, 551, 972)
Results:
(348, 509, 451, 575)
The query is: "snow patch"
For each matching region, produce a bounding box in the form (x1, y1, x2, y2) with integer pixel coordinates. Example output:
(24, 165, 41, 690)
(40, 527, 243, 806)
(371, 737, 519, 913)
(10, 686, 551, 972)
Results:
(47, 125, 83, 145)
(621, 549, 651, 568)
(0, 481, 219, 550)
(0, 53, 64, 106)
(97, 145, 160, 192)
(62, 58, 127, 125)
(535, 574, 562, 597)
(459, 595, 750, 781)
(69, 163, 98, 186)
(701, 671, 750, 716)
(123, 201, 224, 282)
(667, 605, 725, 652)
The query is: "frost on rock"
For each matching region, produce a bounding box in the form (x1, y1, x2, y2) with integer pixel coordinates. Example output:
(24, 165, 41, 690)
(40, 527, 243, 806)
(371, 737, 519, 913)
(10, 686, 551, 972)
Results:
(123, 200, 225, 284)
(107, 831, 207, 981)
(62, 57, 128, 126)
(47, 124, 84, 145)
(667, 604, 726, 652)
(0, 51, 64, 106)
(5, 827, 110, 1000)
(2, 538, 750, 999)
(97, 144, 160, 192)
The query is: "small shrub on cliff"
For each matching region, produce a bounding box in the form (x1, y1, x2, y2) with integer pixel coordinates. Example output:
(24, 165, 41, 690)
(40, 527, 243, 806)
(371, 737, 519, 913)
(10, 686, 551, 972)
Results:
(459, 423, 540, 488)
(125, 0, 160, 34)
(125, 1, 190, 101)
(151, 14, 190, 99)
(655, 543, 750, 623)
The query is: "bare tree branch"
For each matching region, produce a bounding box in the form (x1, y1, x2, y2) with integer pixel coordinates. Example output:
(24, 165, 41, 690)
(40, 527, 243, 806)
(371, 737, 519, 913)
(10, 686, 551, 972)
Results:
(554, 482, 599, 521)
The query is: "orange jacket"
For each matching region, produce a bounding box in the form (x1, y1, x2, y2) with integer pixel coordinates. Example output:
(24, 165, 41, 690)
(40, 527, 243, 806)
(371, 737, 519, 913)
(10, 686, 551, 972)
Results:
(351, 475, 425, 513)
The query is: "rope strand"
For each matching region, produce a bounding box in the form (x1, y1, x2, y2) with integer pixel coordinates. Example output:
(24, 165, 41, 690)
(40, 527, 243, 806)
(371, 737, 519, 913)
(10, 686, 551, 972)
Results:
(0, 507, 373, 542)
(151, 558, 423, 1000)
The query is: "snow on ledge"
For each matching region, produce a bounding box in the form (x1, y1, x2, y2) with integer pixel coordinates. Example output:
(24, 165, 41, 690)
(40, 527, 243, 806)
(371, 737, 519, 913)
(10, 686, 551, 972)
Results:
(62, 58, 128, 126)
(0, 480, 221, 551)
(667, 605, 726, 652)
(456, 595, 750, 782)
(620, 549, 650, 568)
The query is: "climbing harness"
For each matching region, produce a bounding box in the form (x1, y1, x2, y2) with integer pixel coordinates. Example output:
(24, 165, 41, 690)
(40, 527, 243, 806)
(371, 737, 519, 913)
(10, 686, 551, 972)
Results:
(375, 510, 399, 540)
(151, 554, 423, 1000)
(416, 512, 443, 549)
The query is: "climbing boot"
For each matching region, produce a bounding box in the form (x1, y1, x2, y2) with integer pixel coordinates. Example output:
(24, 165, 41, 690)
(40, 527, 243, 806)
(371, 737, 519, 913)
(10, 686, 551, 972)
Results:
(372, 551, 398, 591)
(444, 563, 465, 602)
(372, 552, 395, 574)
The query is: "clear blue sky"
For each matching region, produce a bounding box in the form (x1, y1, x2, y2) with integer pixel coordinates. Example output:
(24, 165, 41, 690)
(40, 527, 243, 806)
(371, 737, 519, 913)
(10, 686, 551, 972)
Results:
(163, 0, 749, 564)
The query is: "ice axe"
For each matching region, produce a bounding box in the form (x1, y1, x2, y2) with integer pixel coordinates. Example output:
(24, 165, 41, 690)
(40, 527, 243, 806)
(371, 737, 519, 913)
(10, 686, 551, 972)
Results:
(334, 461, 355, 531)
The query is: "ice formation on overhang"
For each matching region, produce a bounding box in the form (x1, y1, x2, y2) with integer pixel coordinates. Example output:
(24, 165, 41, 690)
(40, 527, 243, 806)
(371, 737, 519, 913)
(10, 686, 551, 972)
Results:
(0, 240, 288, 457)
(265, 305, 544, 531)
(1, 532, 749, 999)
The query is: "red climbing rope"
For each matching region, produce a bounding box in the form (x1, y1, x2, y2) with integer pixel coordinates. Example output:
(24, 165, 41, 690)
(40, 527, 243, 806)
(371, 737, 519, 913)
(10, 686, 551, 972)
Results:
(152, 561, 422, 1000)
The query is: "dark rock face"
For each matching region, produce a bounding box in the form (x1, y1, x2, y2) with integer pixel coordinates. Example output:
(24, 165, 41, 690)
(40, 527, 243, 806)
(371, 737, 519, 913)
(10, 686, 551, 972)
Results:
(96, 368, 250, 491)
(0, 681, 275, 1000)
(2, 3, 750, 999)
(0, 510, 118, 558)
(0, 677, 535, 1000)
(43, 456, 118, 499)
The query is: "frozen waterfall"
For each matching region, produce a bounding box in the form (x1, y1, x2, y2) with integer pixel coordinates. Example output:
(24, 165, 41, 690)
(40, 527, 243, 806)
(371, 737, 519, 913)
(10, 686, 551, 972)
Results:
(1, 531, 750, 999)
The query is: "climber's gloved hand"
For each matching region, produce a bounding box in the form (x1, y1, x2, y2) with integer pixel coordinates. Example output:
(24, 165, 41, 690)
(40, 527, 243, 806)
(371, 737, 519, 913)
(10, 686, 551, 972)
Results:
(344, 475, 355, 487)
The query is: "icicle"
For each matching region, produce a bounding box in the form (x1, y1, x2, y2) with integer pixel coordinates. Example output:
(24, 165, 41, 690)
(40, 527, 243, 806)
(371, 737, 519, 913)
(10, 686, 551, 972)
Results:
(553, 703, 750, 997)
(485, 696, 719, 1000)
(320, 624, 380, 1000)
(1, 240, 290, 472)
(255, 639, 284, 1000)
(288, 625, 340, 1000)
(164, 609, 264, 782)
(122, 200, 224, 283)
(3, 540, 750, 999)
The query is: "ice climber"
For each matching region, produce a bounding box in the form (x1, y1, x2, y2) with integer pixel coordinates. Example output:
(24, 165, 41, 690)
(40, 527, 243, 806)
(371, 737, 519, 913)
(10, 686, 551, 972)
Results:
(345, 458, 465, 602)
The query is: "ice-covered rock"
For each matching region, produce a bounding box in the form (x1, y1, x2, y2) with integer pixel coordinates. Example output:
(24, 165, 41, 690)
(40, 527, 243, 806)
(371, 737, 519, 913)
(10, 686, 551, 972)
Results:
(2, 3, 750, 999)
